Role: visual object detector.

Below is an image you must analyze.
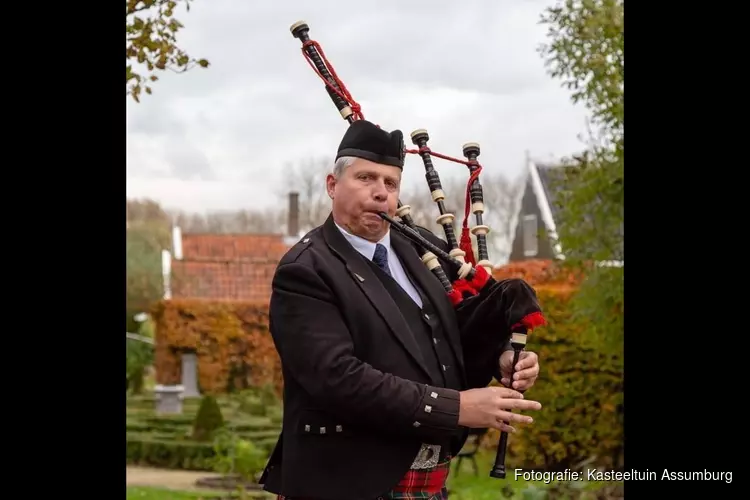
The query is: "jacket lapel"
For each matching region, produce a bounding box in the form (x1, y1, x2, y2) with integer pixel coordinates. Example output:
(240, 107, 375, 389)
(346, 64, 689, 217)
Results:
(390, 232, 466, 376)
(321, 216, 432, 379)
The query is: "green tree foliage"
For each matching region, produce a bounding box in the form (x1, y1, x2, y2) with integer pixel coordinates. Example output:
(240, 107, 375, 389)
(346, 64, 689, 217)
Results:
(126, 223, 169, 312)
(126, 199, 171, 329)
(537, 0, 624, 351)
(126, 316, 155, 394)
(126, 0, 210, 102)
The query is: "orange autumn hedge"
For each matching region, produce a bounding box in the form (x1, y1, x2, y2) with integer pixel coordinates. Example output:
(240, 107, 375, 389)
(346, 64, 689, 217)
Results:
(492, 258, 582, 290)
(150, 299, 282, 395)
(484, 260, 624, 470)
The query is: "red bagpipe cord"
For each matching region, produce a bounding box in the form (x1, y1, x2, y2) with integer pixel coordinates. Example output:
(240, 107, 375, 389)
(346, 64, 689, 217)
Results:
(458, 167, 482, 267)
(300, 39, 365, 121)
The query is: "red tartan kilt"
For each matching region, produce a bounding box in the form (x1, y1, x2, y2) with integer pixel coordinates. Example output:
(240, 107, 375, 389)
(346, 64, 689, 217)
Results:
(276, 457, 451, 499)
(390, 460, 450, 495)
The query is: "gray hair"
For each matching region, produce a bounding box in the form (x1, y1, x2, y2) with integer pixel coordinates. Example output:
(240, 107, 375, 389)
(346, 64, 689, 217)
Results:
(333, 156, 358, 178)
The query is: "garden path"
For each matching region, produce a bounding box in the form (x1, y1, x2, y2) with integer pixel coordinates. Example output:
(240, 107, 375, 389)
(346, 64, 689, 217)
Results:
(127, 466, 222, 491)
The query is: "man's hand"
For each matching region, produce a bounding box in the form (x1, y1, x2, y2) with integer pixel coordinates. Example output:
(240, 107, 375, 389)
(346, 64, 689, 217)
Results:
(499, 350, 539, 391)
(458, 387, 542, 433)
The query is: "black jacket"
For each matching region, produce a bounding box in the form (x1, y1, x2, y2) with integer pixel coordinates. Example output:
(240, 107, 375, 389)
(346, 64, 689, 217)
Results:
(260, 214, 507, 499)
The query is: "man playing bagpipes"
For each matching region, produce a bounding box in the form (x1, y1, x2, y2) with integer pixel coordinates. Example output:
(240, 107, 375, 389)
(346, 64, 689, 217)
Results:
(259, 120, 545, 500)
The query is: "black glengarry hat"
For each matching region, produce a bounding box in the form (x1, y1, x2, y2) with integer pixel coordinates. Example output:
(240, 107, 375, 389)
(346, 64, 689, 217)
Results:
(336, 120, 406, 169)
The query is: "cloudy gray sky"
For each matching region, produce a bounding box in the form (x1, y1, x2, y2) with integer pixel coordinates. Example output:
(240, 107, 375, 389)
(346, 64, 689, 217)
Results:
(126, 0, 590, 213)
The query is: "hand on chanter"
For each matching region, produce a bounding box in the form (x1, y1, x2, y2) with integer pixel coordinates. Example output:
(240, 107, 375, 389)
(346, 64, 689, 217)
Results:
(458, 386, 542, 433)
(499, 350, 539, 391)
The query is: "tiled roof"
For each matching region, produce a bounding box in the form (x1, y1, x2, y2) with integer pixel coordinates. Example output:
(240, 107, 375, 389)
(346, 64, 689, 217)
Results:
(171, 233, 290, 303)
(180, 233, 289, 261)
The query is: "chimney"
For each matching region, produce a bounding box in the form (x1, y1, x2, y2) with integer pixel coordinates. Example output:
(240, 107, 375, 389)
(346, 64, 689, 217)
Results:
(172, 226, 183, 260)
(288, 191, 299, 237)
(161, 249, 172, 299)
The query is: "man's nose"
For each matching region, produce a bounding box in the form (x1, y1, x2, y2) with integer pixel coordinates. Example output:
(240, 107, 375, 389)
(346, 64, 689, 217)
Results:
(372, 180, 388, 201)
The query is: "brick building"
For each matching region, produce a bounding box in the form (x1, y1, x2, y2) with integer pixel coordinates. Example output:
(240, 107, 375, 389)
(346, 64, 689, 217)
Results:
(161, 193, 303, 303)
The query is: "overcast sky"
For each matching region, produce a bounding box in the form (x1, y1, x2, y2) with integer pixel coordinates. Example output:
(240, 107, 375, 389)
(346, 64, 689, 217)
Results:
(126, 0, 590, 214)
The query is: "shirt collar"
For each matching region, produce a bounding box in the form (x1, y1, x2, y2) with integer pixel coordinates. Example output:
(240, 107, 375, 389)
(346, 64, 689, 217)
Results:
(334, 221, 391, 260)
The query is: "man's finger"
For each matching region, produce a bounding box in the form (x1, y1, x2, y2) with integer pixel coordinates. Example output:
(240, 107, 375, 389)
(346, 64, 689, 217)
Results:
(493, 421, 516, 433)
(496, 398, 542, 411)
(512, 379, 531, 390)
(515, 352, 538, 371)
(492, 386, 524, 399)
(488, 420, 516, 433)
(499, 422, 515, 433)
(514, 367, 539, 381)
(496, 411, 534, 424)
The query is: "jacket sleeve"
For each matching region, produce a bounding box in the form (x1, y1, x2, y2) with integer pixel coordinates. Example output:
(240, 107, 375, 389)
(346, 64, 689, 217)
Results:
(269, 261, 461, 442)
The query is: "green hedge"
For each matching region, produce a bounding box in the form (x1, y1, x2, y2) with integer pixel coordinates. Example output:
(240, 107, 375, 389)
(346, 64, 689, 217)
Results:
(125, 394, 282, 471)
(126, 435, 215, 471)
(126, 413, 279, 430)
(126, 421, 280, 438)
(485, 287, 624, 471)
(126, 432, 279, 471)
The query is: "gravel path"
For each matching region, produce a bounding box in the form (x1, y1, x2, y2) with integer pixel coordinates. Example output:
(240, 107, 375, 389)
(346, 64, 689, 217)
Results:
(126, 466, 222, 491)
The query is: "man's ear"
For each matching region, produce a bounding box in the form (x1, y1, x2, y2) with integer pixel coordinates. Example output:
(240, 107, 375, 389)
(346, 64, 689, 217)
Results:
(325, 173, 336, 199)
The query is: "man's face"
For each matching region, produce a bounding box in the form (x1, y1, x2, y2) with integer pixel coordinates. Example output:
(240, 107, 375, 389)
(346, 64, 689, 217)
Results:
(327, 158, 401, 242)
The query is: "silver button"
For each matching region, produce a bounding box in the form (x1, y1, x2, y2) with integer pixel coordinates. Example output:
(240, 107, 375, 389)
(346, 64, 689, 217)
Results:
(302, 238, 310, 243)
(425, 405, 432, 413)
(413, 421, 421, 427)
(430, 392, 438, 399)
(320, 426, 326, 434)
(336, 425, 343, 432)
(433, 338, 438, 344)
(304, 425, 310, 432)
(424, 314, 430, 320)
(442, 364, 448, 371)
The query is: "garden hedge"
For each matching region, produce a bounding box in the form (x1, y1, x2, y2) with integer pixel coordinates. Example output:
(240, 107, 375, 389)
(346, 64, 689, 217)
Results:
(126, 394, 282, 471)
(126, 434, 216, 471)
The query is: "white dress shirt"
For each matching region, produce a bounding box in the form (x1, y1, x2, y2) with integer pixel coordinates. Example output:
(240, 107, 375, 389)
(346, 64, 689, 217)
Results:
(334, 222, 423, 308)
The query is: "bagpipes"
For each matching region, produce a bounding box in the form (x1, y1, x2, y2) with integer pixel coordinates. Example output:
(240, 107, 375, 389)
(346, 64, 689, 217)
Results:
(289, 20, 545, 479)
